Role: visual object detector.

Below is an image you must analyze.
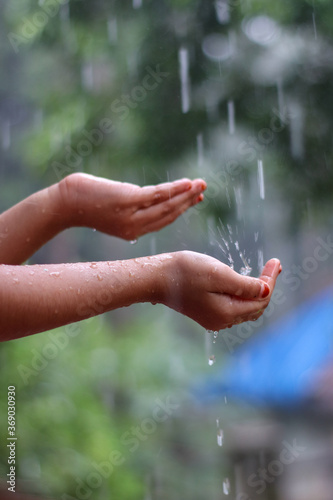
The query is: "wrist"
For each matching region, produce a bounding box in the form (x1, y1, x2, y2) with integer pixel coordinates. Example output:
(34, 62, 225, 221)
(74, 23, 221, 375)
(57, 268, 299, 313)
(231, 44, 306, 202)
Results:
(152, 252, 181, 307)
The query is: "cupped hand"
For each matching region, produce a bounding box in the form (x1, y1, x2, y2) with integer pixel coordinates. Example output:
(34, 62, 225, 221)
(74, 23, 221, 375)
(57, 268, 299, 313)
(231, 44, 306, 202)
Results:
(58, 173, 206, 240)
(161, 251, 281, 331)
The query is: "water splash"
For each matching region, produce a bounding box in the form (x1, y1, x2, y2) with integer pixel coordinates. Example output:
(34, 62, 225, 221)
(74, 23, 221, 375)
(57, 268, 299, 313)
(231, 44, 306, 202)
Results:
(239, 252, 252, 276)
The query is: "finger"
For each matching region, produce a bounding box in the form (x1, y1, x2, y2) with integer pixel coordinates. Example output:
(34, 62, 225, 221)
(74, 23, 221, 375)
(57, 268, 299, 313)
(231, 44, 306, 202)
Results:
(139, 178, 206, 208)
(134, 184, 206, 233)
(211, 265, 271, 301)
(258, 258, 281, 296)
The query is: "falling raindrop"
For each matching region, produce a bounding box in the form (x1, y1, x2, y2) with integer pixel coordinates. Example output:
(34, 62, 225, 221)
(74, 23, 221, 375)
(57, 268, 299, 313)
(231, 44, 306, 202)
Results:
(227, 100, 235, 135)
(258, 248, 264, 273)
(257, 160, 265, 200)
(178, 47, 191, 113)
(2, 121, 11, 150)
(206, 330, 216, 365)
(150, 236, 156, 255)
(216, 420, 224, 447)
(81, 62, 94, 91)
(197, 133, 204, 168)
(208, 355, 216, 366)
(223, 478, 230, 495)
(233, 185, 243, 220)
(312, 11, 317, 40)
(107, 17, 118, 44)
(276, 77, 285, 120)
(289, 101, 304, 159)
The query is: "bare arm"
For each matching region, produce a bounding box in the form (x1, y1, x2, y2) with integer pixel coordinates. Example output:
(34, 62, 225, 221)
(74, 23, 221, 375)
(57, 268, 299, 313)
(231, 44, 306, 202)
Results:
(0, 253, 280, 341)
(0, 173, 207, 265)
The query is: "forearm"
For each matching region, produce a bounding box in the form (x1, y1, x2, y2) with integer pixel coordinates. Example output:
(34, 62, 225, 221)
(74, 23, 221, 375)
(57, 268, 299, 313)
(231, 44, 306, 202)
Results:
(0, 255, 170, 341)
(0, 183, 68, 265)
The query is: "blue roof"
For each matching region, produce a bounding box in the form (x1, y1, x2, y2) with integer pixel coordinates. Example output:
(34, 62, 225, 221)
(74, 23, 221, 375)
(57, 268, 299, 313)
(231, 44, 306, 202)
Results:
(198, 287, 333, 409)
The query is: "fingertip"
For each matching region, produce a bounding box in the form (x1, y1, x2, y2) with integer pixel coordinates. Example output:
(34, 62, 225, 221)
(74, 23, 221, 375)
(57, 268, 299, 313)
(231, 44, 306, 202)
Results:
(192, 178, 207, 191)
(259, 282, 270, 298)
(195, 193, 204, 204)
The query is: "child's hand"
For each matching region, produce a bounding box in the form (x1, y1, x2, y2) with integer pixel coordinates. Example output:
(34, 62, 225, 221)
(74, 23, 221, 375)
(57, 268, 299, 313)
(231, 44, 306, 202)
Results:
(159, 252, 281, 331)
(58, 173, 206, 240)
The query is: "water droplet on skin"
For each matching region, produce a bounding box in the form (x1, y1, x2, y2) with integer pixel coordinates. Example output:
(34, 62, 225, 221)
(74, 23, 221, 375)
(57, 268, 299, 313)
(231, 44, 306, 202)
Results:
(12, 278, 19, 285)
(223, 478, 230, 495)
(90, 263, 98, 269)
(92, 228, 97, 232)
(97, 274, 103, 281)
(50, 272, 60, 278)
(44, 268, 49, 272)
(130, 239, 138, 245)
(29, 271, 35, 276)
(208, 355, 216, 366)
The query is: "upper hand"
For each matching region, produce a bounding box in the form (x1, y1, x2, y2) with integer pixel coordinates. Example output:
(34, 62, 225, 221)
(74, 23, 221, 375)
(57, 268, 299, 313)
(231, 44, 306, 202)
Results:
(58, 173, 207, 240)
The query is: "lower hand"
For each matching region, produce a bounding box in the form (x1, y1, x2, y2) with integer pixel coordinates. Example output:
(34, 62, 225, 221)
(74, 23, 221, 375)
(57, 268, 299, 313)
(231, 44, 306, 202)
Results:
(160, 251, 281, 331)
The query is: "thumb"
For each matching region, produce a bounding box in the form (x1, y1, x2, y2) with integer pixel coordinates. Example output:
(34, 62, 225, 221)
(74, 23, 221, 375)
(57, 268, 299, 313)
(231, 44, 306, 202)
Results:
(259, 258, 282, 296)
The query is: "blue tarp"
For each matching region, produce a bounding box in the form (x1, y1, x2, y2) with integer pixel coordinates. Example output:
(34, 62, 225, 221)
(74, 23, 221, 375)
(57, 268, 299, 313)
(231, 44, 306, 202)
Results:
(199, 287, 333, 409)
